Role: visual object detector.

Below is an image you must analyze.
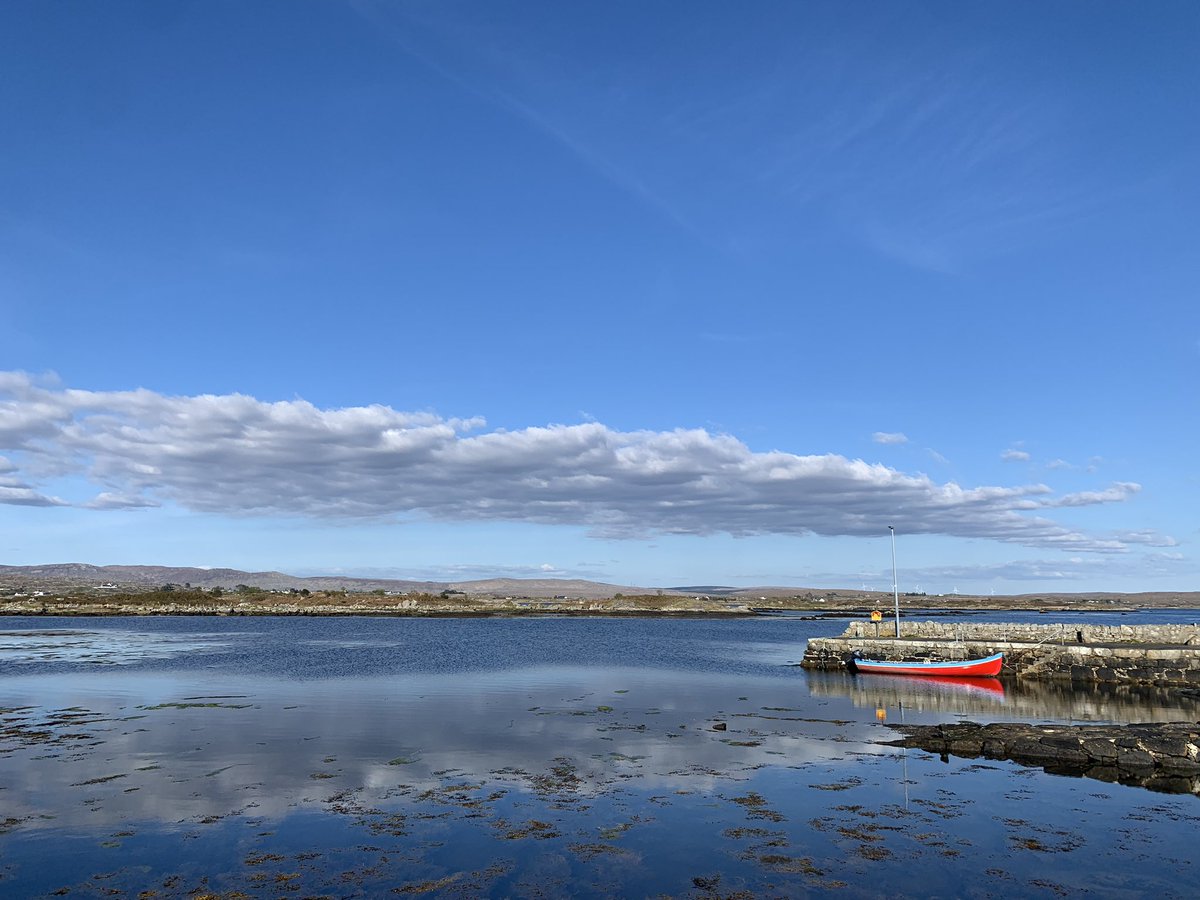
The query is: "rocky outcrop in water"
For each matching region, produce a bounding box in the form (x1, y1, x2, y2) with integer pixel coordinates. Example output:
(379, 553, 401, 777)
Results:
(883, 721, 1200, 795)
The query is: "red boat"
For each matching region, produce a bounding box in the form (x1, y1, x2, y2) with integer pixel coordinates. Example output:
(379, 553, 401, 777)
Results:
(852, 652, 1004, 677)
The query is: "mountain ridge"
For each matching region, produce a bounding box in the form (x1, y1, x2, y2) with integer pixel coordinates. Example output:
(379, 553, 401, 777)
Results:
(0, 563, 659, 599)
(2, 563, 1198, 606)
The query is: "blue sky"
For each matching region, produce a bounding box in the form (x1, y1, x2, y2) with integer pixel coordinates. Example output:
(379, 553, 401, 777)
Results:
(1, 1, 1197, 593)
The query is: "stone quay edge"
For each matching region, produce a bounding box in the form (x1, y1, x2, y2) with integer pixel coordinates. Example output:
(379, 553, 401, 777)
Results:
(802, 620, 1200, 687)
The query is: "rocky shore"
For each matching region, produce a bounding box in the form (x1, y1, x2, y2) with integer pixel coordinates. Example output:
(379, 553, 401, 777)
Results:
(883, 721, 1200, 795)
(4, 566, 1200, 613)
(0, 593, 756, 618)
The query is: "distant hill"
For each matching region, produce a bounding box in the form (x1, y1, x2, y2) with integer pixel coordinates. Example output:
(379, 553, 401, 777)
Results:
(1, 563, 1197, 607)
(0, 564, 657, 600)
(0, 563, 433, 593)
(442, 578, 652, 599)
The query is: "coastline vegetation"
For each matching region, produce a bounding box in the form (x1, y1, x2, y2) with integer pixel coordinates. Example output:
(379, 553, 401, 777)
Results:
(0, 579, 1196, 617)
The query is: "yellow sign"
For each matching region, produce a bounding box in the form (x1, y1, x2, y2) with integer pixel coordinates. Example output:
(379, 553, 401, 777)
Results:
(870, 610, 882, 622)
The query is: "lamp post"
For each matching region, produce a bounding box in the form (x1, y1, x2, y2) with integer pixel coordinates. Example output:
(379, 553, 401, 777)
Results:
(889, 525, 900, 638)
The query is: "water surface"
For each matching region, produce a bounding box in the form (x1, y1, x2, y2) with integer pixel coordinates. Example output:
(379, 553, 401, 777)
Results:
(1, 614, 1196, 897)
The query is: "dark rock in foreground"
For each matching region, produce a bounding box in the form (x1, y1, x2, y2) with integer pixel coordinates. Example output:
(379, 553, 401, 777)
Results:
(883, 721, 1200, 795)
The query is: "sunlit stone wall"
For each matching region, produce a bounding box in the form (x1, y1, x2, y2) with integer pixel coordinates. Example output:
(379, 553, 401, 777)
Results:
(842, 621, 1200, 646)
(803, 621, 1200, 686)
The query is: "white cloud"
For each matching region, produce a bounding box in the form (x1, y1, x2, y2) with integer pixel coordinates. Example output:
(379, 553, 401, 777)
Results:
(0, 453, 67, 507)
(872, 432, 908, 445)
(0, 372, 1165, 552)
(1045, 483, 1140, 508)
(84, 492, 161, 511)
(0, 484, 67, 507)
(1114, 530, 1179, 548)
(1001, 448, 1031, 462)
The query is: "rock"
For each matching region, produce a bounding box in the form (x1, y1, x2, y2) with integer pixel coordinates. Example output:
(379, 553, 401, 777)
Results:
(882, 721, 1200, 795)
(1080, 738, 1119, 762)
(1116, 748, 1157, 772)
(711, 722, 727, 731)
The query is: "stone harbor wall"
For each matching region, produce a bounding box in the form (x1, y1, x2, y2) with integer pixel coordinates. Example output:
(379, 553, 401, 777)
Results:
(840, 620, 1200, 645)
(803, 622, 1200, 687)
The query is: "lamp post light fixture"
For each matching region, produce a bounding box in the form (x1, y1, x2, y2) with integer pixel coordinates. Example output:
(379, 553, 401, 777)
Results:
(889, 525, 900, 638)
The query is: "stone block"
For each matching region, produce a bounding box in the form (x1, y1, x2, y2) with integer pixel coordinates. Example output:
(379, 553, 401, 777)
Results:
(1136, 736, 1194, 758)
(1154, 757, 1200, 776)
(1080, 739, 1118, 762)
(947, 739, 983, 756)
(1069, 665, 1094, 682)
(1008, 737, 1065, 762)
(1115, 748, 1156, 771)
(1039, 735, 1085, 752)
(981, 739, 1007, 759)
(1039, 746, 1092, 766)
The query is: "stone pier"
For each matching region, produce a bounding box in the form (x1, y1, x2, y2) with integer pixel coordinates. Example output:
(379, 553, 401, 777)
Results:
(802, 621, 1200, 688)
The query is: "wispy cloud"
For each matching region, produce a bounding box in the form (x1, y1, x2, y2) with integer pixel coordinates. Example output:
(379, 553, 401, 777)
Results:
(0, 454, 66, 507)
(881, 552, 1194, 587)
(347, 4, 1163, 276)
(84, 492, 161, 511)
(1045, 483, 1140, 508)
(295, 562, 593, 582)
(349, 1, 708, 244)
(0, 372, 1166, 553)
(1001, 449, 1031, 462)
(872, 432, 908, 445)
(0, 483, 66, 507)
(1113, 530, 1179, 548)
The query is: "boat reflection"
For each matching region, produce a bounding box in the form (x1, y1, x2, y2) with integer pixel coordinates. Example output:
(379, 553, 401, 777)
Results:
(808, 671, 1006, 718)
(806, 670, 1200, 723)
(889, 673, 1006, 696)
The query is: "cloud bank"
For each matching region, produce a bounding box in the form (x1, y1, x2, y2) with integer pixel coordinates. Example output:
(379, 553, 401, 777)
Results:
(0, 373, 1162, 552)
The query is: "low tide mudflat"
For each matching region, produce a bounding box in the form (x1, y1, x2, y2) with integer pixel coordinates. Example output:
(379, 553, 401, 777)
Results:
(2, 613, 1198, 898)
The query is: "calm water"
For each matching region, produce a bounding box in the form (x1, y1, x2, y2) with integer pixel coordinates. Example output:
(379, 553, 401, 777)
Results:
(1, 612, 1197, 898)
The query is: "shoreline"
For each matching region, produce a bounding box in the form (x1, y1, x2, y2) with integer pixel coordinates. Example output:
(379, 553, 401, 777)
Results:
(4, 583, 1199, 621)
(0, 607, 760, 619)
(2, 601, 1197, 619)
